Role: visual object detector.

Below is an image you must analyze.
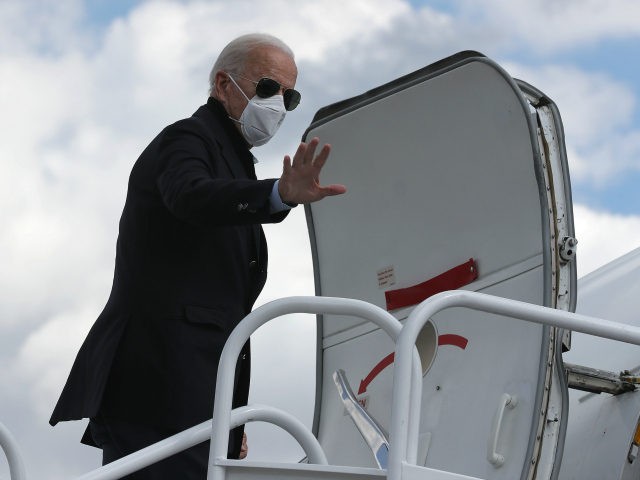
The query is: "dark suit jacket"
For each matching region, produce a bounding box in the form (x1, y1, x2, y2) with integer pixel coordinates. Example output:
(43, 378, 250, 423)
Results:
(49, 98, 289, 458)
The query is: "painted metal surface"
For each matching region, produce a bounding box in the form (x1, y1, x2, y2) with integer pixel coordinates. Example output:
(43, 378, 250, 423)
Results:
(560, 246, 640, 480)
(389, 290, 640, 480)
(304, 52, 575, 479)
(4, 290, 640, 479)
(516, 79, 576, 480)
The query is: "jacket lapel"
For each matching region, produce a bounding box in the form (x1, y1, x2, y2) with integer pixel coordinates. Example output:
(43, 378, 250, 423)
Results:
(197, 100, 263, 263)
(199, 105, 262, 265)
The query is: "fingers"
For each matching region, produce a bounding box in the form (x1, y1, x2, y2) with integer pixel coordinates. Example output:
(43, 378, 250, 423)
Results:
(292, 142, 307, 166)
(282, 155, 292, 173)
(320, 183, 347, 196)
(282, 137, 344, 204)
(313, 143, 331, 170)
(302, 137, 320, 164)
(239, 432, 248, 459)
(291, 137, 330, 168)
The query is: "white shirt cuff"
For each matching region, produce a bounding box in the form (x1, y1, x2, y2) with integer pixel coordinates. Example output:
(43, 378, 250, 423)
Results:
(269, 180, 295, 213)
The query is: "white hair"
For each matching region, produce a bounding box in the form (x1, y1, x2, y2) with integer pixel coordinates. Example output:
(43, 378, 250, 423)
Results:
(209, 33, 295, 95)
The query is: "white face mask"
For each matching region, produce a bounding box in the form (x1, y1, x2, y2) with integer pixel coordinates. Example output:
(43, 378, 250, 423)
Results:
(228, 75, 286, 147)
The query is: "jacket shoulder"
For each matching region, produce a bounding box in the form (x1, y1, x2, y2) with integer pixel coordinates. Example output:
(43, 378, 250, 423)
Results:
(165, 113, 213, 140)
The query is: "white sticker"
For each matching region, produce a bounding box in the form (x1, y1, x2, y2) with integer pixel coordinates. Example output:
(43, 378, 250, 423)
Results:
(377, 265, 396, 289)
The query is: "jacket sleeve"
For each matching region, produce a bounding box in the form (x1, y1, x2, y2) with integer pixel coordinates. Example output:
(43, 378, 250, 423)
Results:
(155, 121, 289, 227)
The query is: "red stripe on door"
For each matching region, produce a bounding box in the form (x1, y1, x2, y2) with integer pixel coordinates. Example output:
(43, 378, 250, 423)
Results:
(385, 258, 478, 311)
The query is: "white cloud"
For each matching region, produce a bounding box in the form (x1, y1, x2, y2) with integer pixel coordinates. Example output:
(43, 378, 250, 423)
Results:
(454, 0, 640, 53)
(10, 305, 98, 417)
(503, 61, 640, 186)
(573, 203, 640, 277)
(0, 0, 86, 55)
(181, 0, 412, 63)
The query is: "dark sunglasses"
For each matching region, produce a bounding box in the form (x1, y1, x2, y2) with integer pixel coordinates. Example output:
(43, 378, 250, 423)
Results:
(232, 74, 301, 111)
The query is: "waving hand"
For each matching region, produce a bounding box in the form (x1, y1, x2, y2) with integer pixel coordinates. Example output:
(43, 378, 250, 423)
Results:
(278, 137, 346, 205)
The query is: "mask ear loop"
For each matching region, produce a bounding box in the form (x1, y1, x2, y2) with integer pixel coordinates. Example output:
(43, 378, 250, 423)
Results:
(225, 74, 251, 126)
(227, 74, 251, 102)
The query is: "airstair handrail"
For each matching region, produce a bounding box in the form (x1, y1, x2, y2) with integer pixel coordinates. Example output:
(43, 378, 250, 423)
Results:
(231, 404, 328, 465)
(387, 290, 640, 480)
(0, 421, 27, 480)
(207, 295, 423, 480)
(74, 404, 325, 480)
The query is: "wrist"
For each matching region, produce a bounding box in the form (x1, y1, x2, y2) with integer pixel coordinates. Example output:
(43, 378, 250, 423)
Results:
(278, 180, 297, 207)
(271, 180, 297, 212)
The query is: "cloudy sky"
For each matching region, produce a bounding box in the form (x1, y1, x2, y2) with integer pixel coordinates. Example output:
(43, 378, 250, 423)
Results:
(1, 0, 639, 478)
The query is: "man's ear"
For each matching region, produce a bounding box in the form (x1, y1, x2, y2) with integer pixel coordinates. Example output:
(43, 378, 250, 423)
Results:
(213, 71, 231, 101)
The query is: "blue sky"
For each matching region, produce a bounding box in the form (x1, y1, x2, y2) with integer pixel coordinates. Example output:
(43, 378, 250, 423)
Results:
(562, 35, 640, 210)
(77, 1, 146, 57)
(84, 0, 144, 26)
(517, 37, 640, 214)
(1, 1, 639, 478)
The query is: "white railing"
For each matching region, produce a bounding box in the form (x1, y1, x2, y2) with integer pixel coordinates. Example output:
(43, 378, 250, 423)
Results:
(4, 292, 640, 480)
(2, 405, 326, 480)
(387, 290, 640, 480)
(0, 421, 27, 480)
(2, 296, 419, 480)
(75, 404, 327, 480)
(207, 295, 422, 480)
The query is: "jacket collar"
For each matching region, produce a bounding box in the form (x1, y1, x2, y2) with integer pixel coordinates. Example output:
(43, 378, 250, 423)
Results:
(196, 97, 257, 180)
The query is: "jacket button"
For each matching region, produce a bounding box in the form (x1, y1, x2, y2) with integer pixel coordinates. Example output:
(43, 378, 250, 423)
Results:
(249, 260, 258, 269)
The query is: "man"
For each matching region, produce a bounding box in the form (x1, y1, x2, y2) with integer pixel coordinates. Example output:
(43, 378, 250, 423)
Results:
(49, 33, 346, 478)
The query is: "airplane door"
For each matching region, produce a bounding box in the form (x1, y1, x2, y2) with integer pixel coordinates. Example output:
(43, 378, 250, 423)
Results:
(304, 52, 576, 479)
